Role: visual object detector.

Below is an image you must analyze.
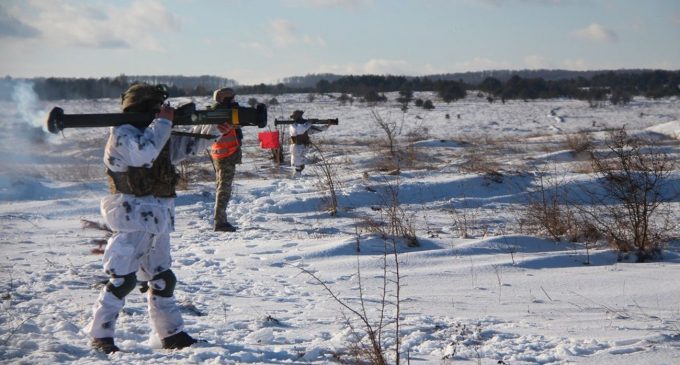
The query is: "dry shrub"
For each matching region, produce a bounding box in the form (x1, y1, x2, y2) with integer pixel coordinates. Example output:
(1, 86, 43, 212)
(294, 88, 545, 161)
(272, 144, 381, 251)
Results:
(523, 171, 577, 241)
(371, 155, 401, 173)
(580, 128, 676, 261)
(459, 147, 502, 176)
(176, 162, 191, 190)
(403, 123, 430, 143)
(522, 169, 601, 243)
(360, 176, 419, 247)
(361, 211, 418, 248)
(310, 143, 340, 216)
(571, 161, 596, 174)
(524, 200, 579, 242)
(177, 158, 215, 189)
(448, 205, 480, 239)
(564, 131, 594, 154)
(293, 220, 405, 364)
(490, 135, 529, 154)
(524, 203, 605, 245)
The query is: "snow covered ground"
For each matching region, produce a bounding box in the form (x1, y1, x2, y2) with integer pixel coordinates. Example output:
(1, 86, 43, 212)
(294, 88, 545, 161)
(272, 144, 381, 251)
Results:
(2, 90, 680, 364)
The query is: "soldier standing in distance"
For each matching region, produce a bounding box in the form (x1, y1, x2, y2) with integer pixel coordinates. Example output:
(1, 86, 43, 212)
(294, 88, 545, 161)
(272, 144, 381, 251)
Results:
(288, 110, 331, 178)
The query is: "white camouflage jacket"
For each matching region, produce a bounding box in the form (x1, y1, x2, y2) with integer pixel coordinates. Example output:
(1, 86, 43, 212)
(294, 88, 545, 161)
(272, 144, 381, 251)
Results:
(101, 118, 215, 234)
(288, 121, 328, 166)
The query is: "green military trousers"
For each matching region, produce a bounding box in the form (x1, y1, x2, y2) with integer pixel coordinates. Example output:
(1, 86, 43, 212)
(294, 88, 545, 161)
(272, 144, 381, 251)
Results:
(213, 153, 240, 226)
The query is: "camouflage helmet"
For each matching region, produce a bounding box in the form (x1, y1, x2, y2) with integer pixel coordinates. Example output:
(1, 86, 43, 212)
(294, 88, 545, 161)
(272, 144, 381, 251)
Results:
(121, 83, 169, 112)
(213, 87, 236, 103)
(290, 110, 304, 119)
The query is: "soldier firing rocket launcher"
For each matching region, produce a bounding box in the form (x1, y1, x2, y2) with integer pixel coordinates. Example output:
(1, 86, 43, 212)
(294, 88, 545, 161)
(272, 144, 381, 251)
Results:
(46, 102, 268, 135)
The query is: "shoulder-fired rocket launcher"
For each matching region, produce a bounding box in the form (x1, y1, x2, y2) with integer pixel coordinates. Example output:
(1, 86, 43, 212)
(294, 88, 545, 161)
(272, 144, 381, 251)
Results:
(46, 102, 268, 134)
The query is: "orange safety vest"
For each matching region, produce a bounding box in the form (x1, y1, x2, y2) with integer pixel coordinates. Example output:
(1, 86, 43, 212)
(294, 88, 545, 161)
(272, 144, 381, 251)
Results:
(210, 125, 240, 159)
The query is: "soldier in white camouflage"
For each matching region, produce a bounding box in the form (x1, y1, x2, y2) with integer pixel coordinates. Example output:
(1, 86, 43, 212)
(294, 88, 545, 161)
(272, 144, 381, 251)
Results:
(86, 83, 214, 354)
(288, 110, 330, 178)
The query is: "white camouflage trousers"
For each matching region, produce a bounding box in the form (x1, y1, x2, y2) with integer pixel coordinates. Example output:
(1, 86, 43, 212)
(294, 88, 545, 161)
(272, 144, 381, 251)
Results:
(86, 193, 185, 340)
(290, 144, 308, 169)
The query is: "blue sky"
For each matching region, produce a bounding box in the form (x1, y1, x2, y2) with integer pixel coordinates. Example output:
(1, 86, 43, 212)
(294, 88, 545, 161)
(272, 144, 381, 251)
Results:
(1, 0, 679, 84)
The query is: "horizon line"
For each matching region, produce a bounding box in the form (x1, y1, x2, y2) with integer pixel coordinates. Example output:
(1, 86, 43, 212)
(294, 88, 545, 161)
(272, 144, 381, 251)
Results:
(3, 67, 679, 86)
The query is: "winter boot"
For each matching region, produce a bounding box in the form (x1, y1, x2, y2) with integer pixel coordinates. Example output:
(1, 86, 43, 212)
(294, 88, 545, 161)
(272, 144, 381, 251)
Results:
(214, 221, 236, 232)
(162, 331, 197, 350)
(91, 337, 120, 354)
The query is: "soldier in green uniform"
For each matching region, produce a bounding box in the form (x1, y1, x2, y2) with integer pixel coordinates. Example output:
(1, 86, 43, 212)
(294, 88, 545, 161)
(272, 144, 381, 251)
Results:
(209, 88, 243, 232)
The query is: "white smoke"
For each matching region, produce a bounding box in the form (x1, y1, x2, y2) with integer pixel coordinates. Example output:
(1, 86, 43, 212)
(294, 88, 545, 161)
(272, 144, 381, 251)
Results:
(0, 81, 50, 202)
(1, 82, 109, 201)
(11, 81, 47, 130)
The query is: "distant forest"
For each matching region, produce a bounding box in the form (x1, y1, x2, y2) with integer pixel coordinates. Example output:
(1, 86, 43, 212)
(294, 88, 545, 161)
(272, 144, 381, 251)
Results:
(0, 69, 678, 105)
(0, 75, 236, 101)
(242, 70, 680, 106)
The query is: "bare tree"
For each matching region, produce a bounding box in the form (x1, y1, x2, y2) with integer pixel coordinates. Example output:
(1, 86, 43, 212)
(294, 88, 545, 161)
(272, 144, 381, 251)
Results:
(371, 110, 403, 158)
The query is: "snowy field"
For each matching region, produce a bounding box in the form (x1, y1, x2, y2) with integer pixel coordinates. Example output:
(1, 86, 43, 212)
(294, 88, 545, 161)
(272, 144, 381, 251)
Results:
(2, 90, 680, 364)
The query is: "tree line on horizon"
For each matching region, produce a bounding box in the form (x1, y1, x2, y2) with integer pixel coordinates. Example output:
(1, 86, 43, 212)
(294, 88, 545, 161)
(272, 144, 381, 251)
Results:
(0, 69, 678, 104)
(0, 74, 236, 101)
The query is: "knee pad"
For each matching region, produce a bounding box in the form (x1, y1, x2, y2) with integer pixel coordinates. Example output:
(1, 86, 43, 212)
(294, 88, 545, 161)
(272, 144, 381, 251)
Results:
(106, 273, 137, 299)
(150, 269, 176, 298)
